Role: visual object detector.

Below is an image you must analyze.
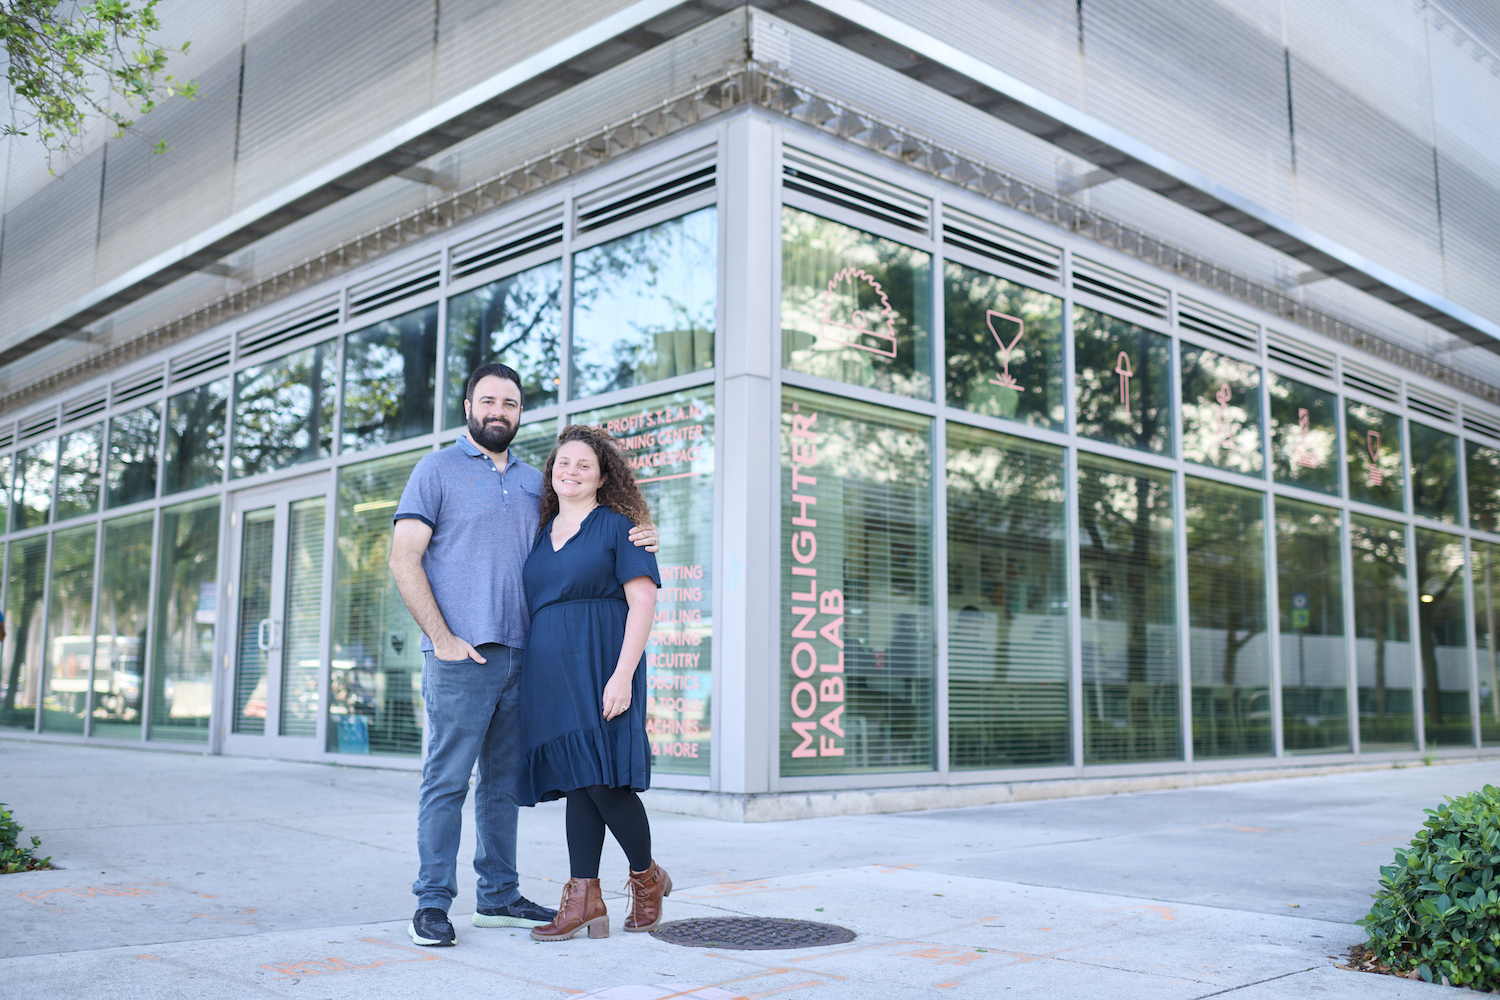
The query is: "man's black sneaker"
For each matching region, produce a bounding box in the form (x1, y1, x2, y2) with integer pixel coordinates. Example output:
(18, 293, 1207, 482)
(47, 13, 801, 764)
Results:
(409, 907, 457, 946)
(471, 896, 557, 928)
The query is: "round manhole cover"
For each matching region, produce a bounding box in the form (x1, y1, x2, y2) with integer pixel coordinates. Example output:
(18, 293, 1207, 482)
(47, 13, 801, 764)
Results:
(651, 917, 855, 951)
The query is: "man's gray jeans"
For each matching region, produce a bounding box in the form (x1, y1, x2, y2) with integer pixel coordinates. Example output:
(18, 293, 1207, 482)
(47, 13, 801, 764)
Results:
(412, 643, 523, 912)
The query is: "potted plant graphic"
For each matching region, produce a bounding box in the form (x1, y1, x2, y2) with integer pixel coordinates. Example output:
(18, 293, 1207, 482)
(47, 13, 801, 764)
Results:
(819, 266, 899, 358)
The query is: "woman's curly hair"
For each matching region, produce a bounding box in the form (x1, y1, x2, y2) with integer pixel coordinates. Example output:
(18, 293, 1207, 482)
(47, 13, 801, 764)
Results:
(539, 424, 653, 527)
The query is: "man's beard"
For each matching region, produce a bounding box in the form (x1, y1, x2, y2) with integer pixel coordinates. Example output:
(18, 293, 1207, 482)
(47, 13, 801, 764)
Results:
(468, 413, 518, 453)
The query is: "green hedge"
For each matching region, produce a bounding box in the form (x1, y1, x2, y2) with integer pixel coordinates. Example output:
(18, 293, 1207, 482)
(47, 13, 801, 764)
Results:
(0, 802, 51, 874)
(1360, 784, 1500, 988)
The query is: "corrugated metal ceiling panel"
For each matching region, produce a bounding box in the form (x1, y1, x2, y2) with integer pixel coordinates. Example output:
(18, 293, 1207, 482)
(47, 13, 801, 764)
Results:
(233, 0, 438, 210)
(0, 143, 105, 338)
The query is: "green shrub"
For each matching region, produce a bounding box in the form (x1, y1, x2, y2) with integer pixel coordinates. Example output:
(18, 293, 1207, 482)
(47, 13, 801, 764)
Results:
(0, 802, 52, 874)
(1360, 784, 1500, 989)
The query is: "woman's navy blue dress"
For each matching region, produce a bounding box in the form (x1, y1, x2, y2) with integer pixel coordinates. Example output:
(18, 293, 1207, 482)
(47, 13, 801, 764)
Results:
(515, 506, 660, 806)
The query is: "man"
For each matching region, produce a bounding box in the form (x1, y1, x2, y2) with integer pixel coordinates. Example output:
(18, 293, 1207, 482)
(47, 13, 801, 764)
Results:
(389, 362, 657, 947)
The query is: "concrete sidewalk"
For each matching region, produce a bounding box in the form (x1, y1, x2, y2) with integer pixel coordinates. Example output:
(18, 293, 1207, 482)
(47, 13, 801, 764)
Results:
(0, 740, 1485, 1000)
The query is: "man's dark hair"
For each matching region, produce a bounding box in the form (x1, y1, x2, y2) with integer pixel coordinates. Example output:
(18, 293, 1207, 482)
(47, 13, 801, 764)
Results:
(466, 362, 523, 407)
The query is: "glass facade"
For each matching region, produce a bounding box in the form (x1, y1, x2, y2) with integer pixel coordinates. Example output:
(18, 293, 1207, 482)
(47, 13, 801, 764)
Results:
(780, 389, 933, 774)
(2, 127, 1494, 786)
(581, 387, 714, 774)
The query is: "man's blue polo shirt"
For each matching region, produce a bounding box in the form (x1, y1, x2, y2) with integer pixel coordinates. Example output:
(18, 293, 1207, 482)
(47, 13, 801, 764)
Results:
(393, 435, 544, 652)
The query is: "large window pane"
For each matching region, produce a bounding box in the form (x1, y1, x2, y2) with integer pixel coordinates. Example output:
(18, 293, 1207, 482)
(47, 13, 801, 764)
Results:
(1079, 454, 1179, 763)
(1472, 541, 1500, 747)
(1351, 514, 1415, 749)
(40, 524, 96, 734)
(331, 450, 427, 755)
(572, 208, 716, 397)
(780, 389, 933, 774)
(1410, 423, 1459, 524)
(1268, 374, 1338, 495)
(13, 438, 56, 528)
(151, 498, 219, 742)
(0, 454, 10, 533)
(1186, 479, 1270, 758)
(581, 387, 714, 775)
(1346, 402, 1403, 511)
(946, 423, 1069, 768)
(233, 340, 336, 478)
(106, 404, 160, 508)
(164, 380, 228, 494)
(93, 512, 153, 740)
(232, 508, 273, 735)
(781, 208, 931, 400)
(55, 424, 103, 520)
(342, 304, 438, 452)
(509, 418, 557, 471)
(0, 537, 45, 730)
(943, 263, 1063, 430)
(1074, 307, 1172, 455)
(1180, 348, 1262, 475)
(445, 260, 562, 423)
(1467, 440, 1500, 533)
(1414, 529, 1471, 747)
(281, 497, 325, 738)
(1276, 499, 1349, 754)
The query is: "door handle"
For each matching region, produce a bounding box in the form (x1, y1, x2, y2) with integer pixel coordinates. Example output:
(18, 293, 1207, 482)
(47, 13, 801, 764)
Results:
(257, 618, 274, 652)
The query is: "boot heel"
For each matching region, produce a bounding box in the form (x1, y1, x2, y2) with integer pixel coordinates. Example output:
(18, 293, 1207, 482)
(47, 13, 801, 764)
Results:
(587, 915, 610, 939)
(662, 873, 673, 898)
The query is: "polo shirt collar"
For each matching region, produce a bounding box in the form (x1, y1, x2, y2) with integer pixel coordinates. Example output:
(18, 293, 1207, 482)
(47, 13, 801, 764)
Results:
(457, 434, 518, 472)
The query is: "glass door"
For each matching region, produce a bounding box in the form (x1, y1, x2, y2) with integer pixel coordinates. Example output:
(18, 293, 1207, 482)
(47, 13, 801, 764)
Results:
(221, 474, 331, 758)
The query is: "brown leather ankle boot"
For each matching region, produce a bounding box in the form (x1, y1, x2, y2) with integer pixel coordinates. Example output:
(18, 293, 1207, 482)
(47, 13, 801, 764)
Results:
(529, 878, 608, 941)
(623, 861, 672, 932)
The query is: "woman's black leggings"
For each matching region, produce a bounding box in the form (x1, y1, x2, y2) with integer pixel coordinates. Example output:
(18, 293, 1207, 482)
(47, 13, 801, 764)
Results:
(565, 784, 652, 878)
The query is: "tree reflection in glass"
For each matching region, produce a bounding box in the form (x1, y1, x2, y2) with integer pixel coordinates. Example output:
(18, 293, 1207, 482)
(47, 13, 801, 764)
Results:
(1410, 423, 1459, 524)
(12, 439, 56, 528)
(1, 535, 47, 730)
(342, 304, 438, 452)
(1351, 514, 1415, 749)
(946, 423, 1069, 768)
(106, 405, 159, 508)
(1276, 498, 1349, 753)
(165, 380, 228, 494)
(93, 512, 153, 739)
(54, 424, 103, 520)
(1078, 454, 1180, 763)
(1268, 374, 1338, 494)
(1074, 308, 1172, 455)
(781, 209, 930, 400)
(1467, 440, 1500, 533)
(233, 340, 335, 477)
(1346, 402, 1403, 510)
(944, 263, 1062, 429)
(1414, 529, 1471, 747)
(1186, 478, 1270, 758)
(40, 524, 95, 734)
(151, 498, 219, 743)
(1180, 347, 1261, 474)
(1471, 541, 1500, 747)
(445, 260, 560, 424)
(572, 208, 715, 397)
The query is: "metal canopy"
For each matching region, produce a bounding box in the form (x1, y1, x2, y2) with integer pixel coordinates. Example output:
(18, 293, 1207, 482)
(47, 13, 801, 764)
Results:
(752, 0, 1500, 354)
(6, 0, 1497, 371)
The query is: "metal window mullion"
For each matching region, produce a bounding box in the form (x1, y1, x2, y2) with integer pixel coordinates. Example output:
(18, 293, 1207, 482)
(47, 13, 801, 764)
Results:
(1463, 534, 1482, 750)
(1061, 265, 1085, 771)
(1408, 519, 1426, 753)
(559, 190, 577, 416)
(432, 246, 450, 439)
(768, 126, 786, 793)
(930, 208, 948, 778)
(316, 479, 338, 756)
(1168, 296, 1193, 765)
(139, 506, 163, 742)
(34, 529, 53, 733)
(82, 516, 104, 739)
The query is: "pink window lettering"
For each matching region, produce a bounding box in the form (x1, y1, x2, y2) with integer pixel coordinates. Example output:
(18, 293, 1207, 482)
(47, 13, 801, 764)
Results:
(1367, 430, 1384, 487)
(819, 267, 898, 358)
(985, 310, 1026, 391)
(1114, 352, 1134, 414)
(1294, 407, 1319, 468)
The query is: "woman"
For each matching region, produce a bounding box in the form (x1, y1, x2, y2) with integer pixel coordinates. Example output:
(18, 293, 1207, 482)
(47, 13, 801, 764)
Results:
(515, 424, 668, 942)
